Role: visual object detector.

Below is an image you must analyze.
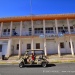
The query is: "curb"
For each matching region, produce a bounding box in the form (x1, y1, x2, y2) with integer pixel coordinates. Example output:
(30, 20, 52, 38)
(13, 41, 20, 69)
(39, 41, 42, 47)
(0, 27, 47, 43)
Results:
(0, 60, 75, 65)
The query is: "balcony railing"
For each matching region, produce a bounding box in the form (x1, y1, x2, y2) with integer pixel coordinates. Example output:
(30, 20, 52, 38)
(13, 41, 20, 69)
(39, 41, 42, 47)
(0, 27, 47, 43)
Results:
(45, 33, 58, 38)
(22, 31, 32, 36)
(1, 30, 75, 37)
(2, 32, 10, 37)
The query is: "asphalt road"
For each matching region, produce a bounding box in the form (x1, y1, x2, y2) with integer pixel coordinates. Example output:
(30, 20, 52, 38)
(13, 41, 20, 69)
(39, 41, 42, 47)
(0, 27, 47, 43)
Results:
(0, 63, 75, 75)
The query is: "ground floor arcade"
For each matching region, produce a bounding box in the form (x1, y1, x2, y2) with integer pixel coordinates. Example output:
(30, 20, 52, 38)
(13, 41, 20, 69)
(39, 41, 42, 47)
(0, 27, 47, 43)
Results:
(0, 36, 75, 58)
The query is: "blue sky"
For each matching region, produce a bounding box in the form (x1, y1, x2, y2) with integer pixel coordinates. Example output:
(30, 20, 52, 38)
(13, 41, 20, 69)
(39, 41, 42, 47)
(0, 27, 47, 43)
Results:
(0, 0, 75, 17)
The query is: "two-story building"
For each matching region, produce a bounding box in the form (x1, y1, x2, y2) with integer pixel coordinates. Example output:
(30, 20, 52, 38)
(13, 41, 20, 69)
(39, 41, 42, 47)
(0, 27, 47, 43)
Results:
(0, 14, 75, 58)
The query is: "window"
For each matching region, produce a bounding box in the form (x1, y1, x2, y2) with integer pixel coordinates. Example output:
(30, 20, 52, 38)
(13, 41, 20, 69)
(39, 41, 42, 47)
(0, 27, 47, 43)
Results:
(8, 29, 10, 35)
(36, 43, 40, 49)
(69, 42, 71, 48)
(70, 26, 74, 32)
(45, 27, 54, 33)
(29, 28, 32, 35)
(3, 29, 7, 32)
(60, 42, 64, 48)
(64, 27, 68, 32)
(27, 44, 31, 49)
(8, 29, 10, 32)
(3, 29, 7, 35)
(58, 27, 63, 32)
(0, 45, 2, 52)
(34, 28, 43, 34)
(16, 44, 19, 50)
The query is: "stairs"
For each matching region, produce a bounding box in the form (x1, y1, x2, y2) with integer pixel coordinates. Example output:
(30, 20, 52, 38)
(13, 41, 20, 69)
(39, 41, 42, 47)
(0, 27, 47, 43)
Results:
(8, 55, 19, 60)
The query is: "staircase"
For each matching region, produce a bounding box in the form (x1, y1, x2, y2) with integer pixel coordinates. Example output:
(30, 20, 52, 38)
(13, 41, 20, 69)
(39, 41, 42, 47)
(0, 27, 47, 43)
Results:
(8, 55, 19, 60)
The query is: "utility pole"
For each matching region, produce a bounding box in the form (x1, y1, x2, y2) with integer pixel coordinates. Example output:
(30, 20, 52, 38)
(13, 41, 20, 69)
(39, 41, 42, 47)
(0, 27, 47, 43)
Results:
(30, 0, 32, 16)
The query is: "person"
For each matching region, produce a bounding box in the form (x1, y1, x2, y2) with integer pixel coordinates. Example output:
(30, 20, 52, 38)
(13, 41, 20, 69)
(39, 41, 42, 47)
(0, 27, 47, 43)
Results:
(62, 29, 65, 34)
(31, 53, 35, 61)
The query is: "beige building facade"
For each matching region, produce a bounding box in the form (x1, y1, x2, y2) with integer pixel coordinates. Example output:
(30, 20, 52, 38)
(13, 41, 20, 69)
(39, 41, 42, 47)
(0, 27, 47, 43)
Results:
(0, 14, 75, 58)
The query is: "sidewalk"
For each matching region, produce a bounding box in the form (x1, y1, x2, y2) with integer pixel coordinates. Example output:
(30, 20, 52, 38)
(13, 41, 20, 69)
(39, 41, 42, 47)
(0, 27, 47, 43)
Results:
(0, 55, 75, 65)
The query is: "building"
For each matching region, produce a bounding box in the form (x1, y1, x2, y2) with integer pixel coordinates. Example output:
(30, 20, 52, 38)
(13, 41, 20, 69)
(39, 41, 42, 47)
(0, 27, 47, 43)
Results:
(0, 14, 75, 58)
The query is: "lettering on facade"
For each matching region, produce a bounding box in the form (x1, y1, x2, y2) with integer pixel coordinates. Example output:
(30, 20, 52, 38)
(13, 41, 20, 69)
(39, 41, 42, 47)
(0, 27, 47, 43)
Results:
(45, 34, 58, 38)
(46, 39, 55, 40)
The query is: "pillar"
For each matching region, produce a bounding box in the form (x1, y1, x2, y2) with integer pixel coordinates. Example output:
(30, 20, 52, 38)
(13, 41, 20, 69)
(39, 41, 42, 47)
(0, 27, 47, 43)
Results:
(10, 21, 13, 36)
(6, 39, 12, 57)
(20, 21, 22, 36)
(67, 19, 71, 34)
(43, 20, 45, 36)
(57, 39, 61, 57)
(31, 38, 34, 50)
(55, 19, 58, 35)
(53, 25, 56, 34)
(18, 39, 22, 58)
(0, 22, 3, 37)
(44, 38, 47, 56)
(31, 20, 34, 35)
(70, 37, 74, 56)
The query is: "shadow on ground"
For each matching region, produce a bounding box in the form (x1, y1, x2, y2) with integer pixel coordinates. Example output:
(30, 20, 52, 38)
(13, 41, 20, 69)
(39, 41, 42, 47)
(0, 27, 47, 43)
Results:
(23, 64, 56, 68)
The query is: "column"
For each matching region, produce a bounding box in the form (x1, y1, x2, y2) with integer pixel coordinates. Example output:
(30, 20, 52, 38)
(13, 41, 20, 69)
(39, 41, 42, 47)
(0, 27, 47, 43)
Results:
(44, 38, 47, 56)
(53, 25, 56, 34)
(70, 37, 74, 56)
(0, 22, 3, 37)
(43, 20, 45, 36)
(10, 21, 13, 36)
(18, 39, 22, 58)
(55, 19, 58, 35)
(31, 38, 34, 50)
(6, 39, 12, 57)
(31, 20, 34, 35)
(67, 19, 71, 34)
(57, 39, 61, 57)
(20, 21, 22, 36)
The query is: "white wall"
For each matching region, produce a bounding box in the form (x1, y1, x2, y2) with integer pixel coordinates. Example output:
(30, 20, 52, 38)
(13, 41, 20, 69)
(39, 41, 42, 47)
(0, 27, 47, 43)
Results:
(22, 39, 31, 54)
(12, 40, 19, 54)
(33, 38, 44, 49)
(57, 20, 67, 27)
(12, 38, 44, 55)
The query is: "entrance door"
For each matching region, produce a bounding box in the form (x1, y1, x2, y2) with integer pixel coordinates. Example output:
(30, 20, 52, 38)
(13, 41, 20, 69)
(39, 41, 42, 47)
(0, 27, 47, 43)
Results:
(11, 45, 14, 55)
(2, 44, 7, 56)
(0, 45, 2, 58)
(46, 40, 56, 54)
(60, 42, 66, 54)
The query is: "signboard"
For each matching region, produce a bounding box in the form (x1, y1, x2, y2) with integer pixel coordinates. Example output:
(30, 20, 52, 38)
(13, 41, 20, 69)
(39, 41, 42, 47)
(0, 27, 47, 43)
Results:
(58, 34, 64, 37)
(39, 35, 45, 38)
(45, 34, 58, 38)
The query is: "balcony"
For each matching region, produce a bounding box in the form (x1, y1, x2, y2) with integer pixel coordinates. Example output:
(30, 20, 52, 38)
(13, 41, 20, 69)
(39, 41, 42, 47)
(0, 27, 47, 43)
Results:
(34, 28, 43, 36)
(12, 30, 20, 36)
(45, 33, 58, 38)
(22, 31, 32, 36)
(2, 32, 10, 37)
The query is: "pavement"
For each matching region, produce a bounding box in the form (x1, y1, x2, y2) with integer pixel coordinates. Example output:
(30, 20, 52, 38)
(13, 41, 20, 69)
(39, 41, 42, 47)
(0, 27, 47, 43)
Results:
(0, 55, 75, 64)
(0, 63, 75, 75)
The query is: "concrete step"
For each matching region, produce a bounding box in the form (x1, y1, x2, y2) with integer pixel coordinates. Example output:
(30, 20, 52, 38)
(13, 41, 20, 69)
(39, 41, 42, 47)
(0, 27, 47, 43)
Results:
(8, 56, 19, 60)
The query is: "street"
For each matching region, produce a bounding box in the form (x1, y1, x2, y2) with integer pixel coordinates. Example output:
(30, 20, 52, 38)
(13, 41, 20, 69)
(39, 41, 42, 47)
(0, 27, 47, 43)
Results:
(0, 63, 75, 75)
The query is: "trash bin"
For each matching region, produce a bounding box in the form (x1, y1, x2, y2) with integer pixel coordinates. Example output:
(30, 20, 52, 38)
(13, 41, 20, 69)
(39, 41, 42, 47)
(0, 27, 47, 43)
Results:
(2, 55, 5, 60)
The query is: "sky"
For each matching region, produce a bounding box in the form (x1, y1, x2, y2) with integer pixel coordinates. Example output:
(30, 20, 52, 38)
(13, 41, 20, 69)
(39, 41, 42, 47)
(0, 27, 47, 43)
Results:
(0, 0, 75, 17)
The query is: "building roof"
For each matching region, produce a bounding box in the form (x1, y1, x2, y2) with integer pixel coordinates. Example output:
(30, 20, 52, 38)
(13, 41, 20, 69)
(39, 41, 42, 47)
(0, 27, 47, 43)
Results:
(0, 13, 75, 22)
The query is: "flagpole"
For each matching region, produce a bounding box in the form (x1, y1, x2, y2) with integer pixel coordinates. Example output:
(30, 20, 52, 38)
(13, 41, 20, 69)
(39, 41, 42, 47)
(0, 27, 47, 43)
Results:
(30, 0, 32, 16)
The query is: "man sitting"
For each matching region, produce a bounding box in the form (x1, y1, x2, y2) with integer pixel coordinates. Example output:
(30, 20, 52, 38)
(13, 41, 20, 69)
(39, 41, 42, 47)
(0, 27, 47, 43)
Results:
(30, 53, 35, 64)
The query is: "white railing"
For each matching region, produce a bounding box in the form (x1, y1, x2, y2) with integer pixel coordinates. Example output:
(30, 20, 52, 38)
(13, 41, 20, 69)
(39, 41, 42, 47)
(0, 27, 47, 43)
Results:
(34, 33, 44, 36)
(34, 30, 43, 35)
(45, 33, 58, 38)
(2, 32, 10, 37)
(22, 31, 32, 36)
(45, 30, 54, 33)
